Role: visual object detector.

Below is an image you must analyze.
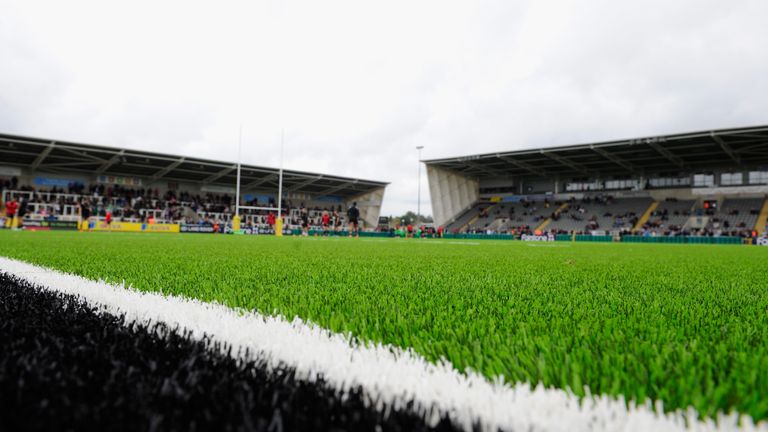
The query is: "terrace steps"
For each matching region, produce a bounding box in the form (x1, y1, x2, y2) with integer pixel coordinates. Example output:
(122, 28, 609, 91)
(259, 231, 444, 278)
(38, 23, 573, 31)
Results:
(460, 203, 497, 232)
(754, 197, 768, 235)
(633, 201, 659, 233)
(534, 203, 569, 232)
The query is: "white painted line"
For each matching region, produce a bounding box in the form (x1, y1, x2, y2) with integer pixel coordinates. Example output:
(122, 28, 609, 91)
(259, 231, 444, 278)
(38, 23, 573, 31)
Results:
(0, 256, 763, 432)
(524, 243, 572, 248)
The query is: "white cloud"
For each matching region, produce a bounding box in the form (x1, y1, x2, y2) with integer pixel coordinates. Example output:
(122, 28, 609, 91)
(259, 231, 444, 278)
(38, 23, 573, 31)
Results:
(1, 0, 767, 215)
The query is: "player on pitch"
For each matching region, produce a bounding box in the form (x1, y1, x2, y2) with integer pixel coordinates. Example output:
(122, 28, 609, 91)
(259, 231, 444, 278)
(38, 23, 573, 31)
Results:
(4, 197, 18, 229)
(347, 202, 360, 238)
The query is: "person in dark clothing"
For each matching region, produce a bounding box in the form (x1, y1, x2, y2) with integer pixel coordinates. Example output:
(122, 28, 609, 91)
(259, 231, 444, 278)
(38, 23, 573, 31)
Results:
(80, 202, 91, 231)
(17, 198, 28, 229)
(333, 209, 341, 232)
(300, 206, 309, 237)
(347, 202, 360, 238)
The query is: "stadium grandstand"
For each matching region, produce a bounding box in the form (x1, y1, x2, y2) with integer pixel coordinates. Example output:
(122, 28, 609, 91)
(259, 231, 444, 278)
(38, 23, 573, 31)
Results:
(426, 125, 768, 241)
(0, 132, 387, 232)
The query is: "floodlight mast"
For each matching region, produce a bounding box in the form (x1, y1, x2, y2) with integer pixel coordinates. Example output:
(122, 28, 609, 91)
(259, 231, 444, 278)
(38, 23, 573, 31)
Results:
(416, 145, 424, 223)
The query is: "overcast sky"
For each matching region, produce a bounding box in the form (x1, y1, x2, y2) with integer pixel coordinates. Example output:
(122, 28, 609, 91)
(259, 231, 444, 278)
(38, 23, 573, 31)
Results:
(2, 0, 767, 215)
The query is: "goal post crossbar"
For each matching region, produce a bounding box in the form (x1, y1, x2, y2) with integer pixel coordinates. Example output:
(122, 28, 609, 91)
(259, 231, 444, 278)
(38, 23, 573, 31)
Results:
(236, 205, 280, 212)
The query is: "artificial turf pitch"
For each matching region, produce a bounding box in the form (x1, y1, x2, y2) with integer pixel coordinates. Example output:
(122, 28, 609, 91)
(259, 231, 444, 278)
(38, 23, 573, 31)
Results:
(0, 230, 767, 422)
(0, 273, 457, 431)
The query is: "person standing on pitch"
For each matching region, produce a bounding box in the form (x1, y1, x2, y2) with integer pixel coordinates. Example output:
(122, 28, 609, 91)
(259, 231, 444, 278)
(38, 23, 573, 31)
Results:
(332, 208, 341, 232)
(16, 197, 28, 230)
(79, 200, 91, 231)
(300, 206, 310, 237)
(267, 212, 276, 233)
(347, 202, 360, 238)
(321, 209, 330, 234)
(4, 197, 18, 229)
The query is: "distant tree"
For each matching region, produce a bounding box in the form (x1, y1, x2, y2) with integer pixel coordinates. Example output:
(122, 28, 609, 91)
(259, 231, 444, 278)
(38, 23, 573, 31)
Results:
(389, 211, 433, 226)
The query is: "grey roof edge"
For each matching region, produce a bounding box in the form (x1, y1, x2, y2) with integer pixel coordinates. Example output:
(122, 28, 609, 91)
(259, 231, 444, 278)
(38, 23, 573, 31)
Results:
(422, 124, 768, 164)
(0, 131, 388, 187)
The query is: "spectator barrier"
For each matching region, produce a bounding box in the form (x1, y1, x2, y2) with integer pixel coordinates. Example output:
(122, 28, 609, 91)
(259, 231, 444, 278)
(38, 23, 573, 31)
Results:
(443, 233, 514, 240)
(573, 235, 613, 242)
(439, 233, 749, 245)
(622, 235, 742, 245)
(294, 229, 393, 238)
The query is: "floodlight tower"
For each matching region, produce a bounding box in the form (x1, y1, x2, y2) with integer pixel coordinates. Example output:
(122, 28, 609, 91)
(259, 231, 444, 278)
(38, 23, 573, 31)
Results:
(416, 145, 424, 224)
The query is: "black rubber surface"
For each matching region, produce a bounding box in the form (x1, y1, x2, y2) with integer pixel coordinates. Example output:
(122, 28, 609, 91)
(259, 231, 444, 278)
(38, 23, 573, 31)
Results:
(0, 273, 468, 432)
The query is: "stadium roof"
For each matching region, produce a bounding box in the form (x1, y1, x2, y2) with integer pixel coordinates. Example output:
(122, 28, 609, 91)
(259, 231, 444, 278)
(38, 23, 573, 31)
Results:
(0, 132, 387, 197)
(424, 125, 768, 178)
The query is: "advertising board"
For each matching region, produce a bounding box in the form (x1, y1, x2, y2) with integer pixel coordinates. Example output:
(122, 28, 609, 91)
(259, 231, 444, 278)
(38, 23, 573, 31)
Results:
(89, 221, 180, 233)
(97, 175, 142, 186)
(180, 225, 216, 233)
(521, 233, 555, 242)
(24, 220, 79, 230)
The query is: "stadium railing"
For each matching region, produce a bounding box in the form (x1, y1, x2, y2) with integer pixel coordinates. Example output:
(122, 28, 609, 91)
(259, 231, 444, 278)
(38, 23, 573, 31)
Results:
(621, 235, 743, 245)
(295, 229, 392, 238)
(443, 233, 514, 240)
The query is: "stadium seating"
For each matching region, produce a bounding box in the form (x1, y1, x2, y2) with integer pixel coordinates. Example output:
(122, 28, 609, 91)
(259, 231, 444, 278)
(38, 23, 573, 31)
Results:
(1, 186, 348, 230)
(642, 199, 695, 234)
(548, 197, 652, 234)
(446, 201, 555, 234)
(444, 203, 486, 232)
(467, 204, 502, 231)
(639, 197, 764, 237)
(497, 201, 556, 232)
(705, 198, 763, 235)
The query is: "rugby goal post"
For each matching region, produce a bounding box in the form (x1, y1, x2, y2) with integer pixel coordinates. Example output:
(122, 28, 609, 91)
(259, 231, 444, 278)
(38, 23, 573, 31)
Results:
(233, 127, 285, 236)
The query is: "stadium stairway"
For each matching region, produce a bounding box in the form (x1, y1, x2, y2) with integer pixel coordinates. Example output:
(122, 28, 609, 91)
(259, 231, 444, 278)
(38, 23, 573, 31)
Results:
(754, 197, 768, 235)
(487, 218, 505, 232)
(534, 203, 569, 232)
(633, 201, 659, 232)
(181, 207, 197, 221)
(462, 203, 498, 232)
(461, 214, 480, 233)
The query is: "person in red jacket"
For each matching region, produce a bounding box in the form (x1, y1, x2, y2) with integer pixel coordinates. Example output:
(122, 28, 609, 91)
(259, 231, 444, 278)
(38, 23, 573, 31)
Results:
(5, 198, 18, 229)
(322, 210, 330, 232)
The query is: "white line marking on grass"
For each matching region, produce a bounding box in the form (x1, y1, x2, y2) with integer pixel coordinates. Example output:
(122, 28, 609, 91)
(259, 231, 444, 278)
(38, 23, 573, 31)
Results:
(524, 243, 572, 248)
(442, 241, 481, 246)
(0, 256, 763, 432)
